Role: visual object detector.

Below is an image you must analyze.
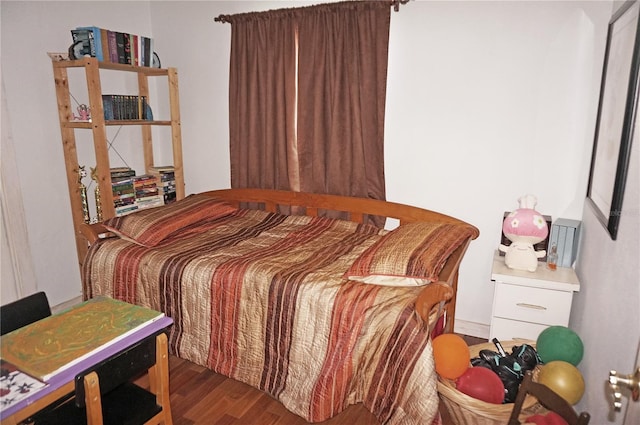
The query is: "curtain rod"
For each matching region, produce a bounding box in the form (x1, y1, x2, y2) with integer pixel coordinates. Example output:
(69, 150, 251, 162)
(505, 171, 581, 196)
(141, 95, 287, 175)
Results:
(214, 0, 410, 23)
(392, 0, 410, 12)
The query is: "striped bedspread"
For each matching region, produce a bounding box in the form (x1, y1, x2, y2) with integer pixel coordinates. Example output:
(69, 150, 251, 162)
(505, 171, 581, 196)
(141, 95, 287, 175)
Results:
(83, 208, 442, 424)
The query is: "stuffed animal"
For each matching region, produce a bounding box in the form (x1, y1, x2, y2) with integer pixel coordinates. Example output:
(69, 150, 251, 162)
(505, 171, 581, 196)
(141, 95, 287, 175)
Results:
(499, 195, 548, 272)
(74, 104, 91, 121)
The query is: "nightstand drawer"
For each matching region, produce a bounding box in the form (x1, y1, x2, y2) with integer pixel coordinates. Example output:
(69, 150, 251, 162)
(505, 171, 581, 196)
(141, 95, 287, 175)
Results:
(492, 283, 573, 326)
(489, 317, 548, 341)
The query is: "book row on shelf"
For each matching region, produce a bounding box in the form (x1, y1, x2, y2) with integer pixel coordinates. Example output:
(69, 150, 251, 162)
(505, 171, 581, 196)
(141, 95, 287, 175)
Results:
(102, 95, 153, 121)
(71, 26, 154, 67)
(111, 166, 176, 216)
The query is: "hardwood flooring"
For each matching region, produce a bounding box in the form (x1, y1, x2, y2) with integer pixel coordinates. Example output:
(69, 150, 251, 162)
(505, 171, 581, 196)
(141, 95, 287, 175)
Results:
(158, 335, 485, 425)
(163, 355, 378, 425)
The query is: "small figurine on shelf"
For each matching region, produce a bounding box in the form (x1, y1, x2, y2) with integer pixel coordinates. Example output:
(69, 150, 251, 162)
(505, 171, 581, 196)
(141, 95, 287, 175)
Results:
(74, 104, 91, 121)
(499, 195, 549, 272)
(76, 166, 90, 224)
(547, 243, 558, 271)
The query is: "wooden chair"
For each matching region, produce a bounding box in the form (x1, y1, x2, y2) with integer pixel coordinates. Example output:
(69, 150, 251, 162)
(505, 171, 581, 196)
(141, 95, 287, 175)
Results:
(507, 371, 590, 425)
(33, 332, 173, 425)
(0, 291, 51, 335)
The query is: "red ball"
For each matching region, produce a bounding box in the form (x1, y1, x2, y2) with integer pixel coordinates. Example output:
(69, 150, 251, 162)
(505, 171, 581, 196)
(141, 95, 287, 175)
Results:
(456, 367, 505, 404)
(526, 412, 570, 425)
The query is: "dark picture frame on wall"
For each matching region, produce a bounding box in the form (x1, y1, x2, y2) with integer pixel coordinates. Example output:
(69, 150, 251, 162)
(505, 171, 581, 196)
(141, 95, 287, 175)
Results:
(587, 0, 640, 240)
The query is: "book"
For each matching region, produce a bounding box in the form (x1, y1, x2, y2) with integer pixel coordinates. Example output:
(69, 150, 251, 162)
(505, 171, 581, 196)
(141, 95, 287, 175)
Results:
(0, 297, 164, 382)
(114, 198, 136, 208)
(76, 27, 104, 61)
(123, 33, 132, 65)
(115, 32, 126, 64)
(0, 359, 48, 410)
(135, 194, 164, 210)
(107, 30, 118, 63)
(111, 173, 135, 181)
(102, 95, 114, 120)
(143, 37, 151, 67)
(561, 226, 575, 268)
(148, 165, 175, 173)
(110, 166, 135, 174)
(116, 204, 139, 216)
(133, 34, 140, 66)
(555, 225, 567, 265)
(70, 29, 92, 58)
(100, 28, 110, 63)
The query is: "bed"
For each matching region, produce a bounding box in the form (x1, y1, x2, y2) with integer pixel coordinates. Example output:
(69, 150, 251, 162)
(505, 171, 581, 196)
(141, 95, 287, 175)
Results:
(80, 188, 479, 425)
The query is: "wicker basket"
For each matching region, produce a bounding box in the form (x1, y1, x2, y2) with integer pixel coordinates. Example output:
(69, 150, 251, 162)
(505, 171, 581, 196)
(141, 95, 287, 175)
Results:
(437, 339, 544, 425)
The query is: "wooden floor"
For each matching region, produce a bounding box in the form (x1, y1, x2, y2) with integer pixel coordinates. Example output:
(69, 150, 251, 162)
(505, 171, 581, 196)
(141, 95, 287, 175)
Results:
(165, 356, 378, 425)
(160, 335, 485, 425)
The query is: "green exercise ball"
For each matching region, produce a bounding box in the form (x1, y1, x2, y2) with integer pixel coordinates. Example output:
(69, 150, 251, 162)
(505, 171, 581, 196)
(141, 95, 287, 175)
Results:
(536, 326, 584, 365)
(537, 361, 585, 405)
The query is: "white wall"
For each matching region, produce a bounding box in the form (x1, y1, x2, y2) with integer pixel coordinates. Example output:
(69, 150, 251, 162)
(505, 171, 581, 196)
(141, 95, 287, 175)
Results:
(0, 1, 612, 328)
(382, 0, 612, 333)
(149, 0, 614, 335)
(1, 1, 154, 306)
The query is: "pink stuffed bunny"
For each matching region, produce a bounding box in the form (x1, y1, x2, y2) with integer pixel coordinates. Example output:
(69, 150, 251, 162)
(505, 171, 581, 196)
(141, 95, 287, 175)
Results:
(499, 195, 548, 272)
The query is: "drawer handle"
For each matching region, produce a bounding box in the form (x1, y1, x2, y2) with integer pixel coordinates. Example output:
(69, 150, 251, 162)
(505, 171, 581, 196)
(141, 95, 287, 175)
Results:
(516, 302, 547, 310)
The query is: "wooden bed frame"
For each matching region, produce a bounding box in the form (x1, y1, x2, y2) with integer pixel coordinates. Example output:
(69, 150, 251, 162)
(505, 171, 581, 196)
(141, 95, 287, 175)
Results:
(80, 188, 479, 333)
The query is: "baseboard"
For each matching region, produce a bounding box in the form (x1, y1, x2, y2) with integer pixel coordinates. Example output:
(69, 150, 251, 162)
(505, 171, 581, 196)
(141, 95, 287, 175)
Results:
(454, 319, 490, 340)
(51, 295, 82, 314)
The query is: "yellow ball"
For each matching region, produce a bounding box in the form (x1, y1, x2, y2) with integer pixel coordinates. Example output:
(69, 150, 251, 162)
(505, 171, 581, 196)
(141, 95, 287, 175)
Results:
(537, 361, 585, 405)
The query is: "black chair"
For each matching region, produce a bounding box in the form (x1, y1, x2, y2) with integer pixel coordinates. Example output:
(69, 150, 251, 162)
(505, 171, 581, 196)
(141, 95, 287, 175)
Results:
(507, 370, 590, 425)
(32, 332, 173, 425)
(0, 291, 51, 335)
(2, 293, 172, 425)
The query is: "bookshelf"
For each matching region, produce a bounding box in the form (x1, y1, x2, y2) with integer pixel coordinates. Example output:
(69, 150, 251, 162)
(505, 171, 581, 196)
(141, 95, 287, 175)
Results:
(51, 57, 185, 267)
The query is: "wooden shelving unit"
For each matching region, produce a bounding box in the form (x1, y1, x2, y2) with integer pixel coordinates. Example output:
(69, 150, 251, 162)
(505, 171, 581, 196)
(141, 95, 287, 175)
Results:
(51, 57, 185, 267)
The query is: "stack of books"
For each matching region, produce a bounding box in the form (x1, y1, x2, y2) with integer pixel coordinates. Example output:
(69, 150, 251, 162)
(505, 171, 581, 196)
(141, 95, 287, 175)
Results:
(70, 26, 154, 67)
(132, 175, 164, 211)
(148, 166, 176, 204)
(110, 167, 137, 216)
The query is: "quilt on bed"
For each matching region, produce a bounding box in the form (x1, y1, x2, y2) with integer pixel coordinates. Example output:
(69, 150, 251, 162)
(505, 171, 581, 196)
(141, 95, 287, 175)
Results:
(82, 200, 470, 424)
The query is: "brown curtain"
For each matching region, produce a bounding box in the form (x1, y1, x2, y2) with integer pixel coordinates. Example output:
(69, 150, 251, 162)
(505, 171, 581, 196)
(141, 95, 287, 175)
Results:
(228, 12, 298, 190)
(228, 2, 391, 219)
(297, 1, 390, 205)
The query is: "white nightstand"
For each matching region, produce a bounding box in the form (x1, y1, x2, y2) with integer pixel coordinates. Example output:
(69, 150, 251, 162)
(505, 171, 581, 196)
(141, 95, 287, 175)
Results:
(490, 251, 580, 341)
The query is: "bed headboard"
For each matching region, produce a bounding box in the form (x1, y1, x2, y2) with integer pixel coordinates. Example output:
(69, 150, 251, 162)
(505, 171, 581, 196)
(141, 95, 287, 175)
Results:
(203, 188, 480, 232)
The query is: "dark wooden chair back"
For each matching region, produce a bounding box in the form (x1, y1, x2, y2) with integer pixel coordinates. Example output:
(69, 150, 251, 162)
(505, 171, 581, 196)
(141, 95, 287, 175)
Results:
(32, 332, 172, 425)
(0, 291, 51, 335)
(507, 370, 590, 425)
